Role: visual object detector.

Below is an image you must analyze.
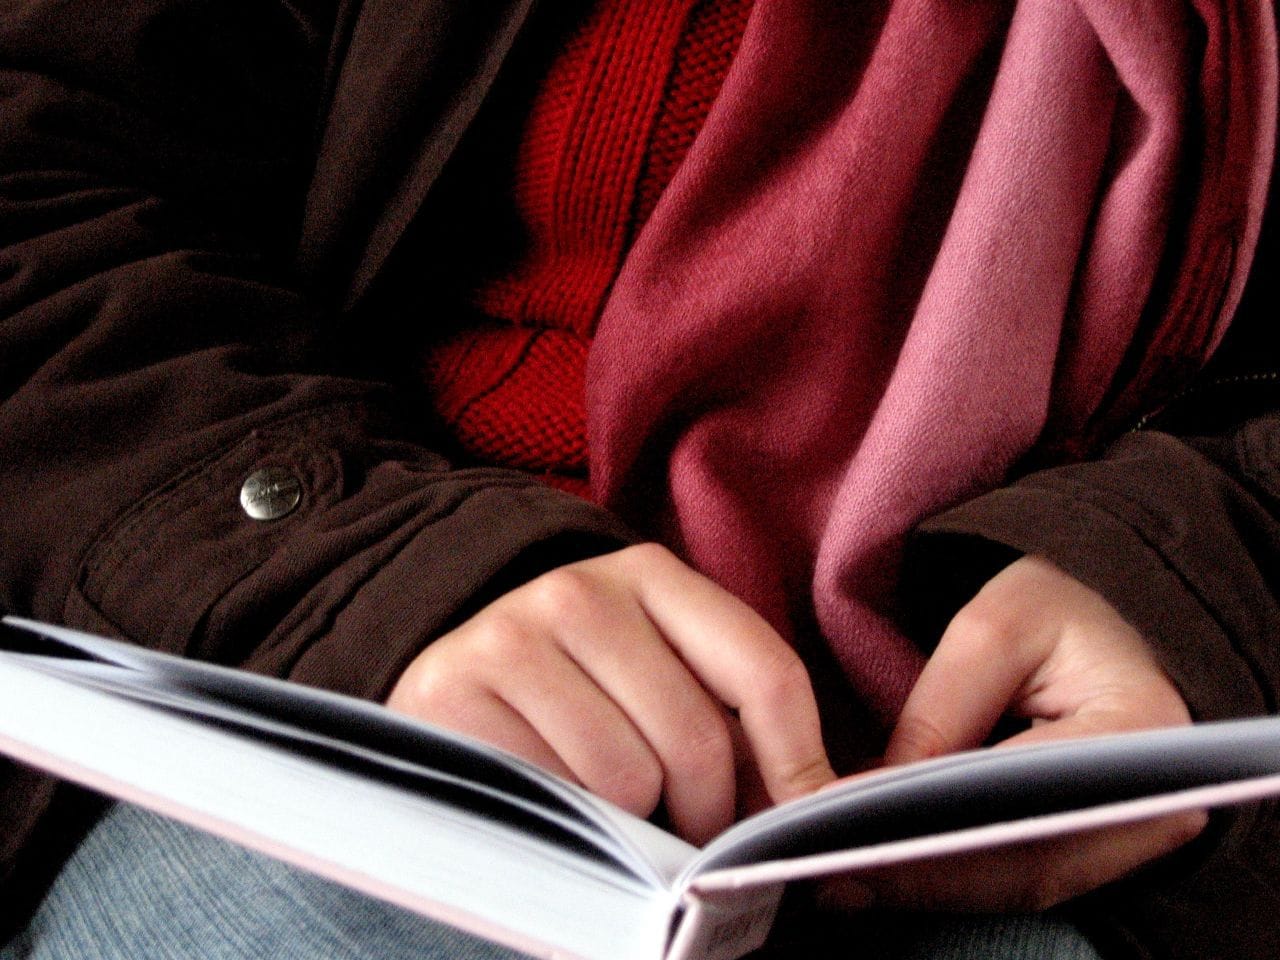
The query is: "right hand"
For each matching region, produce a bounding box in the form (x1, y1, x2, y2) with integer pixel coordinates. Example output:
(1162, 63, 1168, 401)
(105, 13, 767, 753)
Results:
(386, 543, 835, 844)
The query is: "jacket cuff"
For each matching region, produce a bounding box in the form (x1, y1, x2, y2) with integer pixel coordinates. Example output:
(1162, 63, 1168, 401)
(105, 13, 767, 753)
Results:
(906, 424, 1280, 958)
(907, 428, 1275, 723)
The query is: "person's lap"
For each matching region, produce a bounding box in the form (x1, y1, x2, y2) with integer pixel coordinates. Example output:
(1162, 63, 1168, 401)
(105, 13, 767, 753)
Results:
(1, 804, 1102, 960)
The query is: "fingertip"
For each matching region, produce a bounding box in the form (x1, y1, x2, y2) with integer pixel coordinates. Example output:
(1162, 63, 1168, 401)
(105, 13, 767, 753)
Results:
(770, 753, 838, 804)
(881, 733, 914, 768)
(1169, 808, 1210, 848)
(883, 712, 952, 767)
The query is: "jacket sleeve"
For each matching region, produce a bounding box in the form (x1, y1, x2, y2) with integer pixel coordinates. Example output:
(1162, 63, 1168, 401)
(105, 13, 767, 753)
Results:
(903, 182, 1280, 958)
(0, 0, 634, 922)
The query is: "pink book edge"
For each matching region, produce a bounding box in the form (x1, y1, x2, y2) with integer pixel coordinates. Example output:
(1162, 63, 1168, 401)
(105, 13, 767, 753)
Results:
(0, 730, 597, 960)
(688, 773, 1280, 893)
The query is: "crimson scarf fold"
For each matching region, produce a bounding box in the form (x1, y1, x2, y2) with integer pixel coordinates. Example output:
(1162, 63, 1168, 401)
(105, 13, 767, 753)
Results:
(588, 0, 1277, 724)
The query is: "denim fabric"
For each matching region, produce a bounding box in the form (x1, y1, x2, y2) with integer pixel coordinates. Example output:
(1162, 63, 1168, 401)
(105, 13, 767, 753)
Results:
(1, 804, 1102, 960)
(0, 804, 525, 960)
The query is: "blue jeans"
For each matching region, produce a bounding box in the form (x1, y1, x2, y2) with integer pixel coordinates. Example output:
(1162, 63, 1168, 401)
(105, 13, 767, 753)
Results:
(1, 804, 1103, 960)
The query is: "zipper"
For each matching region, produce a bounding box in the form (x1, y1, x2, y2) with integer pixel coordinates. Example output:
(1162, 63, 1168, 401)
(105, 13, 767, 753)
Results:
(1131, 371, 1280, 432)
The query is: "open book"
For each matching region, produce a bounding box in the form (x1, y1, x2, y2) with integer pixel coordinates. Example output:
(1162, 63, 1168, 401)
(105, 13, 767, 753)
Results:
(3, 616, 1280, 960)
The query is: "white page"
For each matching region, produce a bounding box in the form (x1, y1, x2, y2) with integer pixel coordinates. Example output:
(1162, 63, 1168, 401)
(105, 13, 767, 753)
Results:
(1, 617, 699, 888)
(0, 654, 681, 960)
(689, 773, 1280, 892)
(682, 715, 1280, 888)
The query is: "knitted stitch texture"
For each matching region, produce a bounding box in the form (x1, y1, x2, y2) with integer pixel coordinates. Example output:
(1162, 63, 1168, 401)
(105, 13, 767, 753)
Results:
(421, 0, 752, 494)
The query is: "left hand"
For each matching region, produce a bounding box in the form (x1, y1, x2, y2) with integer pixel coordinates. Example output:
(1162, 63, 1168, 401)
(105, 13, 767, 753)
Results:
(823, 554, 1207, 913)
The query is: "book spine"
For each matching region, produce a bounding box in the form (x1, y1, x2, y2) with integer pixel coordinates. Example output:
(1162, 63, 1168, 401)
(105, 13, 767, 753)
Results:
(664, 884, 783, 960)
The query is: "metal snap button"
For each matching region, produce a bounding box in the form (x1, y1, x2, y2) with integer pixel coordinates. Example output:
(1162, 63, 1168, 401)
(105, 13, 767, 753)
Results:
(239, 467, 302, 521)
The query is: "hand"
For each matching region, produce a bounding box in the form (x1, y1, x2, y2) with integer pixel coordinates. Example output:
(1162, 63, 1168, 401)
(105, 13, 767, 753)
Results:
(386, 543, 836, 844)
(824, 554, 1206, 912)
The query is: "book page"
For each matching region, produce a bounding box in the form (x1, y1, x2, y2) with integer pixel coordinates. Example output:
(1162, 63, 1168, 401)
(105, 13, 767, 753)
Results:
(0, 617, 697, 888)
(689, 773, 1280, 893)
(684, 715, 1280, 889)
(0, 643, 683, 960)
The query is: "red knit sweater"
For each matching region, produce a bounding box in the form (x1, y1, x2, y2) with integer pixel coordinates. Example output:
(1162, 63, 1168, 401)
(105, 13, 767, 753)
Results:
(421, 0, 752, 495)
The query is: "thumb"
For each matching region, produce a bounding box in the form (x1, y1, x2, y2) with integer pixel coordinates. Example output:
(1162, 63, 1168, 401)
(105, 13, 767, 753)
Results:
(884, 619, 1039, 766)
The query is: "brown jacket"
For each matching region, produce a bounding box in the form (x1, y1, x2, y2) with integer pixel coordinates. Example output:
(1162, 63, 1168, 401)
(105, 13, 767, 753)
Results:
(1, 1, 1278, 956)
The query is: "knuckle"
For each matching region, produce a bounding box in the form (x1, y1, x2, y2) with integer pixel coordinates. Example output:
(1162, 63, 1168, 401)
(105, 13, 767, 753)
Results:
(466, 612, 536, 664)
(618, 541, 677, 572)
(403, 668, 450, 709)
(753, 647, 814, 710)
(525, 566, 599, 620)
(669, 716, 734, 781)
(944, 601, 1010, 648)
(389, 651, 469, 718)
(747, 655, 819, 737)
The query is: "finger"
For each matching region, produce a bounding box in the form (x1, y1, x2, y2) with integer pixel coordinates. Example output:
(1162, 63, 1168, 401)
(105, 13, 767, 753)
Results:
(821, 811, 1207, 913)
(387, 669, 576, 780)
(728, 716, 773, 820)
(538, 574, 737, 844)
(620, 544, 836, 804)
(472, 617, 667, 819)
(885, 597, 1044, 766)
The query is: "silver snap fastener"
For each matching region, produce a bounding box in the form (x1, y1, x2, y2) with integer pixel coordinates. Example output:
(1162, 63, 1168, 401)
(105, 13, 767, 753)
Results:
(240, 467, 302, 521)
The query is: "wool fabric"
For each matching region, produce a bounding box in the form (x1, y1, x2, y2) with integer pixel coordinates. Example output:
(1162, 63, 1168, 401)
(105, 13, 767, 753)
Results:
(587, 0, 1276, 724)
(422, 0, 752, 494)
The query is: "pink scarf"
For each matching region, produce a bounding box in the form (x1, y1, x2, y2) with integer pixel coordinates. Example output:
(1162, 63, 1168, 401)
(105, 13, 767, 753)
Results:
(587, 0, 1276, 725)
